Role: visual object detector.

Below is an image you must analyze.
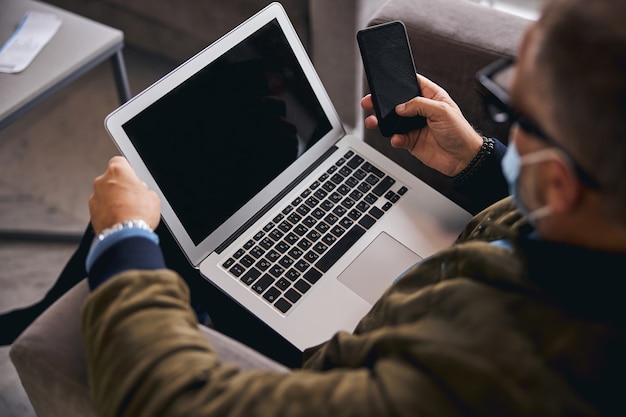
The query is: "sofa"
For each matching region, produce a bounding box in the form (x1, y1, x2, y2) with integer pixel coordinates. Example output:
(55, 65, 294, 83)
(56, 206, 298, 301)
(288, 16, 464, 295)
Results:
(10, 0, 532, 415)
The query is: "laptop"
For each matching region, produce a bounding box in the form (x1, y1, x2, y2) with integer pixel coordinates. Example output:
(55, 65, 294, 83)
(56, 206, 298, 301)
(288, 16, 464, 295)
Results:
(104, 2, 472, 351)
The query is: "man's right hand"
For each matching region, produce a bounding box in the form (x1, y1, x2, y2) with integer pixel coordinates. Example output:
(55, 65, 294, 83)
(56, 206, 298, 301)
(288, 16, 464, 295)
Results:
(89, 156, 161, 235)
(362, 75, 484, 177)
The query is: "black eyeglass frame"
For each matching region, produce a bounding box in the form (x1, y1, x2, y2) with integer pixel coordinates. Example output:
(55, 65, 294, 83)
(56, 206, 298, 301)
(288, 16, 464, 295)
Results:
(476, 57, 599, 189)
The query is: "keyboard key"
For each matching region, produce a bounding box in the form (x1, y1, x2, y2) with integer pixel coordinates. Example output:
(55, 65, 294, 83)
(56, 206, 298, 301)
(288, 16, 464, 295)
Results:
(269, 229, 284, 241)
(304, 268, 323, 284)
(369, 206, 384, 219)
(285, 288, 302, 303)
(314, 189, 327, 200)
(331, 225, 346, 237)
(294, 279, 311, 294)
(297, 239, 312, 251)
(356, 201, 370, 212)
(295, 259, 310, 272)
(306, 230, 322, 242)
(341, 198, 356, 209)
(287, 213, 302, 224)
(337, 184, 351, 195)
(266, 249, 280, 262)
(256, 259, 271, 271)
(364, 193, 378, 205)
(330, 173, 344, 184)
(297, 204, 311, 216)
(276, 278, 290, 291)
(275, 241, 290, 253)
(263, 287, 281, 303)
(278, 221, 293, 232)
(320, 200, 334, 211)
(259, 237, 274, 250)
(348, 209, 362, 221)
(304, 251, 319, 263)
(322, 181, 336, 192)
(313, 242, 328, 254)
(288, 247, 304, 259)
(285, 269, 301, 281)
(358, 182, 372, 193)
(373, 176, 396, 196)
(365, 174, 380, 186)
(279, 256, 295, 268)
(252, 275, 275, 294)
(359, 214, 377, 230)
(316, 222, 331, 233)
(275, 298, 293, 313)
(339, 218, 354, 229)
(322, 234, 337, 245)
(303, 216, 317, 227)
(233, 249, 245, 259)
(269, 265, 285, 278)
(230, 264, 245, 277)
(329, 192, 342, 203)
(354, 169, 367, 180)
(250, 246, 265, 259)
(223, 258, 235, 269)
(362, 162, 384, 177)
(323, 214, 338, 225)
(316, 225, 366, 272)
(241, 268, 261, 285)
(339, 166, 352, 177)
(293, 224, 308, 236)
(285, 233, 299, 244)
(311, 208, 325, 219)
(240, 255, 255, 268)
(347, 154, 364, 169)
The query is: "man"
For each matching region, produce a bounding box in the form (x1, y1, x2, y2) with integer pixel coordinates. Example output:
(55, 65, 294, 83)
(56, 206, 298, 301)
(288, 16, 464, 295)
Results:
(83, 0, 626, 415)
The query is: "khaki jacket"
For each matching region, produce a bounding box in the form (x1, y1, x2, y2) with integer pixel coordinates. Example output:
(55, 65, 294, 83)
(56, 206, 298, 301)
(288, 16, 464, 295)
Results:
(82, 198, 626, 417)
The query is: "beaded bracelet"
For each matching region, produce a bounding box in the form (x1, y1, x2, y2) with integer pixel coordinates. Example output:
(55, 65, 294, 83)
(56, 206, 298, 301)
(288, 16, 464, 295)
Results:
(452, 136, 495, 187)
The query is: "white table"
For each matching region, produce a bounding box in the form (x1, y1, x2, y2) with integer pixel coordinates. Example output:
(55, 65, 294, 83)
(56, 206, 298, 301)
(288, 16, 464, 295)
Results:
(0, 0, 131, 130)
(0, 0, 131, 242)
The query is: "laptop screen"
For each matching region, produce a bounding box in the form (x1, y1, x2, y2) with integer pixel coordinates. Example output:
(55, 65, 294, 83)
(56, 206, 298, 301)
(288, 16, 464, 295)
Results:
(122, 19, 332, 245)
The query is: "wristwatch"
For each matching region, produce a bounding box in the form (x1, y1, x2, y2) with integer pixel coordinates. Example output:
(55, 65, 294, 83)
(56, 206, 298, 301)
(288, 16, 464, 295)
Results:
(96, 219, 153, 243)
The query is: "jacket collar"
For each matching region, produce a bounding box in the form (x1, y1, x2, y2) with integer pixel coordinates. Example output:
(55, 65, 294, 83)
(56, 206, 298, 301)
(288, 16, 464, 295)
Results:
(517, 231, 626, 327)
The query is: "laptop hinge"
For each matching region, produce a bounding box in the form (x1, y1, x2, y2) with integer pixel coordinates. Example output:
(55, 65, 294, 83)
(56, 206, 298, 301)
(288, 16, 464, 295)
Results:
(215, 146, 339, 254)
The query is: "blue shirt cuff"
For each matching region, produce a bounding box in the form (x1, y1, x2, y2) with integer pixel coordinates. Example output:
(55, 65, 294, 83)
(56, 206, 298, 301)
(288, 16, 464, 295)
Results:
(86, 228, 165, 290)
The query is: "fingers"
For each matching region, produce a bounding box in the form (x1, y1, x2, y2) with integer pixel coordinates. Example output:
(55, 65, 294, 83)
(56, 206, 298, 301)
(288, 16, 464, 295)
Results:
(89, 157, 161, 234)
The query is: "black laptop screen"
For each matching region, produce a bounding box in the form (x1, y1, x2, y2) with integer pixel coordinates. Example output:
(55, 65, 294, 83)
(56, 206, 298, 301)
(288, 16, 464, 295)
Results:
(122, 19, 332, 245)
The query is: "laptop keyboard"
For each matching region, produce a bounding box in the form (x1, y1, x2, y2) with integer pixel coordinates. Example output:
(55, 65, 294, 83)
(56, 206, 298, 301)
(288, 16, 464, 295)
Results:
(222, 150, 407, 314)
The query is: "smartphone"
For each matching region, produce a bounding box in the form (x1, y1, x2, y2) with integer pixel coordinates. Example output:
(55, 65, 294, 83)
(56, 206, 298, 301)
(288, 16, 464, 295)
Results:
(357, 21, 427, 137)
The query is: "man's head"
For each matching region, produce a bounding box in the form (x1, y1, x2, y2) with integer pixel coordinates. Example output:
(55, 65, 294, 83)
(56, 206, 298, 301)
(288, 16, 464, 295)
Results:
(508, 0, 626, 246)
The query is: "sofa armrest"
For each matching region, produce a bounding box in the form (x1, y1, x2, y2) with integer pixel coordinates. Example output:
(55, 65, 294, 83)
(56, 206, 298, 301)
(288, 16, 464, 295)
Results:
(10, 279, 288, 417)
(362, 0, 532, 210)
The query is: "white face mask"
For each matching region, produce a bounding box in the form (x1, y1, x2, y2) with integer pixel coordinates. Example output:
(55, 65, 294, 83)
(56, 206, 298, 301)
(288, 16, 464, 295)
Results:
(501, 141, 556, 224)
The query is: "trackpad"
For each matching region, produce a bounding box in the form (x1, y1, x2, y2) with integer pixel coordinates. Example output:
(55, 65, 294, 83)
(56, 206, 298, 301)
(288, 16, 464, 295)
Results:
(338, 232, 422, 304)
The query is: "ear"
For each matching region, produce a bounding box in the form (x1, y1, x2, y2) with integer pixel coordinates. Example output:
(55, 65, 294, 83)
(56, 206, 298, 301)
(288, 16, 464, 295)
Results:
(542, 157, 582, 214)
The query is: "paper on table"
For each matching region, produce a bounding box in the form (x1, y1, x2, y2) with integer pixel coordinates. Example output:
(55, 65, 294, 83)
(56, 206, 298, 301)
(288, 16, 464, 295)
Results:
(0, 11, 62, 74)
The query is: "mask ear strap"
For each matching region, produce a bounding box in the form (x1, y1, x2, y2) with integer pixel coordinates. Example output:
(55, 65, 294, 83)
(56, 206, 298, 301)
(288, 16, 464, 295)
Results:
(519, 148, 562, 165)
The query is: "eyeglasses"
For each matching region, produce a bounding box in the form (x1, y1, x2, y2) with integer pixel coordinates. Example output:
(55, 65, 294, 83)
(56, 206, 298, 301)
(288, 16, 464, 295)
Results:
(476, 58, 599, 188)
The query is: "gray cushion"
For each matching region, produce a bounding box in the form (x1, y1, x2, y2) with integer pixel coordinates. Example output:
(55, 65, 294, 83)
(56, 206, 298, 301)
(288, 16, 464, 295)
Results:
(10, 279, 287, 417)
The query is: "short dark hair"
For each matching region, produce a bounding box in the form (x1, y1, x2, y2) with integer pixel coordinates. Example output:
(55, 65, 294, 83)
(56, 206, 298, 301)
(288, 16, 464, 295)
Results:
(536, 0, 626, 226)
